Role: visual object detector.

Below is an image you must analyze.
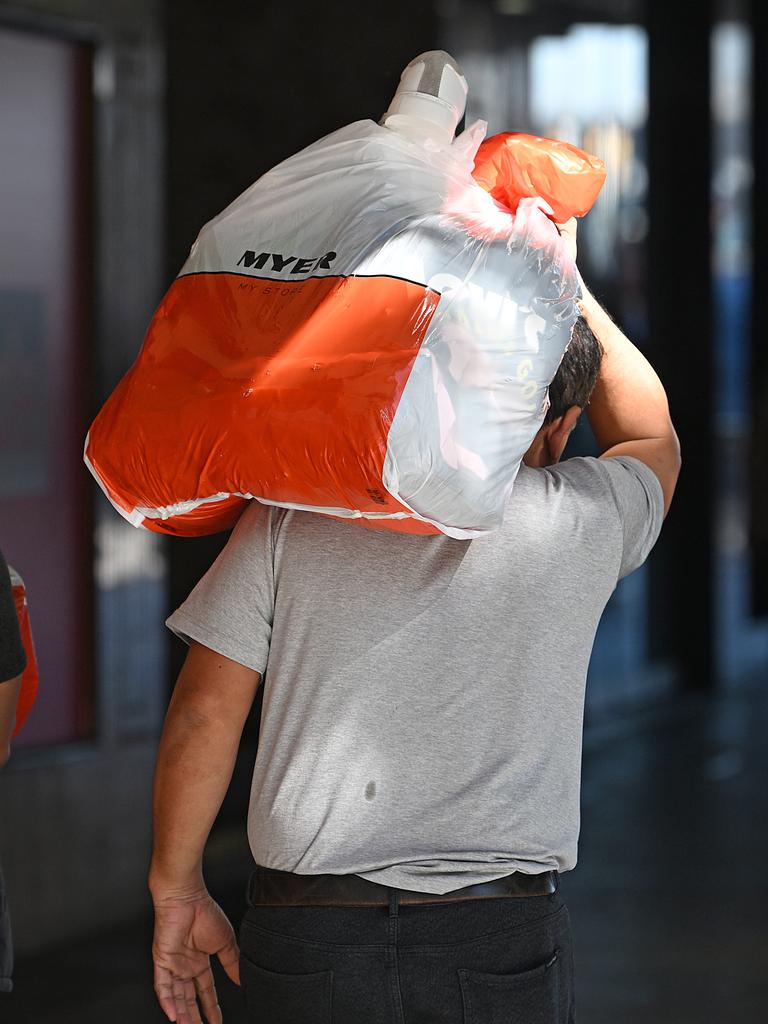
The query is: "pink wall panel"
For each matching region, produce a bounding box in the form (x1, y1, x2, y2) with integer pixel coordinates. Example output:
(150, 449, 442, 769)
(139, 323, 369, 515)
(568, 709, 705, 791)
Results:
(0, 27, 92, 746)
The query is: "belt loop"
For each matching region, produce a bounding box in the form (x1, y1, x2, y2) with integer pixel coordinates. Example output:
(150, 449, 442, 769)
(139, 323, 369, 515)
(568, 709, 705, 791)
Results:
(245, 869, 256, 908)
(549, 871, 560, 902)
(388, 888, 399, 919)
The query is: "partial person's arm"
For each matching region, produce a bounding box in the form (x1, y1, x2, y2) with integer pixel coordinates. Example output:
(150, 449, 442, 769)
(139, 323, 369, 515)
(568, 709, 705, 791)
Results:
(0, 675, 22, 767)
(579, 285, 681, 516)
(149, 640, 262, 1024)
(555, 218, 681, 517)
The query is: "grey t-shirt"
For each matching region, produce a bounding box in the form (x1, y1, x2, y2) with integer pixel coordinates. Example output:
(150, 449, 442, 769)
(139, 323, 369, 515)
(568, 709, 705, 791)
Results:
(167, 455, 664, 893)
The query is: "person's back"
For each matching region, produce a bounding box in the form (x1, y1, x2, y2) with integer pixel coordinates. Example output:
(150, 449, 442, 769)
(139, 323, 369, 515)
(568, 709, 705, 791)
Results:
(168, 452, 663, 893)
(148, 224, 681, 1024)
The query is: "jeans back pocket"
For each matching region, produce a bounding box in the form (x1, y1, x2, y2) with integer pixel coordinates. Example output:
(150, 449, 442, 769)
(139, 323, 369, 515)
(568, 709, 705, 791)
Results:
(458, 949, 560, 1024)
(240, 952, 333, 1024)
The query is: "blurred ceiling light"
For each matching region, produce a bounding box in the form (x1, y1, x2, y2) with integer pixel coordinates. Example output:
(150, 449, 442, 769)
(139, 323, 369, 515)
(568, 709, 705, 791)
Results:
(493, 0, 535, 14)
(712, 22, 750, 124)
(530, 25, 647, 128)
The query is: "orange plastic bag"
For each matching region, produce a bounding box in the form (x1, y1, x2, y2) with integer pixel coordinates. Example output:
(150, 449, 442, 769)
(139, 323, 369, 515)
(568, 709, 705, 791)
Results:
(472, 133, 606, 222)
(85, 124, 604, 538)
(9, 567, 39, 738)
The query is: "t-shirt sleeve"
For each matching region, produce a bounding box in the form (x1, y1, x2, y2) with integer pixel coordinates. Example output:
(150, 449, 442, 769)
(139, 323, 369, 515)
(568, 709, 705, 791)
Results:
(0, 550, 27, 684)
(165, 502, 276, 674)
(596, 455, 665, 579)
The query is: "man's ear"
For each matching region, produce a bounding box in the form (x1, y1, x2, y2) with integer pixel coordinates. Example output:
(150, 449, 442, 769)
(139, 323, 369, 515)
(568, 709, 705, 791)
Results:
(544, 405, 582, 464)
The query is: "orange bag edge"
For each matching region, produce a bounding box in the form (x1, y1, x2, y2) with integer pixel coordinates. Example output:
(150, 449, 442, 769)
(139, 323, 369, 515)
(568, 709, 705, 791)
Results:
(472, 131, 607, 222)
(10, 572, 40, 739)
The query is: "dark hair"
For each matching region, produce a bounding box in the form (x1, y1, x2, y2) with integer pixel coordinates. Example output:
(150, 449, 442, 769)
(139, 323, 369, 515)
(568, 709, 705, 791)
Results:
(543, 316, 603, 424)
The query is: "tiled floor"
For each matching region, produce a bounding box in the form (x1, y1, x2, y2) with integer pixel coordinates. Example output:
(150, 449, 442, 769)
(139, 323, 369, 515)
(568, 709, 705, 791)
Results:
(4, 688, 767, 1023)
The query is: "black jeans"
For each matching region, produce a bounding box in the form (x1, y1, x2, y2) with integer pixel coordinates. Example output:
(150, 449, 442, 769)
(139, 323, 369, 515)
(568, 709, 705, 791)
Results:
(238, 872, 575, 1023)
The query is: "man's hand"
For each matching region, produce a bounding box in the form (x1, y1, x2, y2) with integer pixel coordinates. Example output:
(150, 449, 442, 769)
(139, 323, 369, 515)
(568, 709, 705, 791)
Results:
(555, 216, 578, 263)
(149, 642, 261, 1019)
(152, 886, 240, 1024)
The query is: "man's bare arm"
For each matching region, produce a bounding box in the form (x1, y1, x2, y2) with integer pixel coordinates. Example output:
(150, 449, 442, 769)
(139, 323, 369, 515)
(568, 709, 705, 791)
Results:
(579, 286, 681, 517)
(0, 675, 22, 766)
(149, 641, 261, 1023)
(149, 640, 261, 894)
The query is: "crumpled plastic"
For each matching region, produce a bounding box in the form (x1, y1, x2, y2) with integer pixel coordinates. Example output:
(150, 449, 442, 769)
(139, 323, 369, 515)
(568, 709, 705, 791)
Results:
(9, 566, 39, 739)
(472, 132, 607, 222)
(85, 119, 605, 539)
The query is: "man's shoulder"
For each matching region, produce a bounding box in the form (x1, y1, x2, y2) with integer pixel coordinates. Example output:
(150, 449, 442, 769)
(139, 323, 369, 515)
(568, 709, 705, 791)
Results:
(518, 454, 661, 504)
(511, 455, 663, 542)
(518, 454, 665, 580)
(514, 455, 616, 506)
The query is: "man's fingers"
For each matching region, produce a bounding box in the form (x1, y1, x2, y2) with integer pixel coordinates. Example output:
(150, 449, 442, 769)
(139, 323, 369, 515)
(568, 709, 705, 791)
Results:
(174, 977, 204, 1024)
(156, 964, 217, 1024)
(194, 970, 223, 1024)
(555, 216, 578, 261)
(154, 964, 179, 1022)
(171, 978, 187, 1022)
(184, 977, 205, 1024)
(217, 938, 241, 986)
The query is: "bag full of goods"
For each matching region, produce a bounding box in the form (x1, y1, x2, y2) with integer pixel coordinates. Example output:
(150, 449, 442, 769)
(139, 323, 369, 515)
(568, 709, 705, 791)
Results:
(85, 51, 605, 538)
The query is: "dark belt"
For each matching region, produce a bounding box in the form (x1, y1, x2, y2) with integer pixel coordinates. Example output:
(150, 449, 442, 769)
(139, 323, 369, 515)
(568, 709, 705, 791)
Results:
(247, 865, 558, 907)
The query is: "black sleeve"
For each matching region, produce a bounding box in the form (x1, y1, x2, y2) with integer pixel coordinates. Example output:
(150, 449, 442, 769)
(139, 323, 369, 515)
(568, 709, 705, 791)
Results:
(0, 548, 27, 684)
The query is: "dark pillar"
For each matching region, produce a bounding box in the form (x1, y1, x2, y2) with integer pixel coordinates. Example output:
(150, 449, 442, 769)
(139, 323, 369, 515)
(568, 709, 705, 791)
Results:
(646, 1, 715, 689)
(749, 0, 768, 616)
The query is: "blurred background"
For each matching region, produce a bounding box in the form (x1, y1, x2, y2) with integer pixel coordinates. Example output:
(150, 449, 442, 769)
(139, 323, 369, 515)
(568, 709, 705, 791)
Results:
(0, 0, 766, 1021)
